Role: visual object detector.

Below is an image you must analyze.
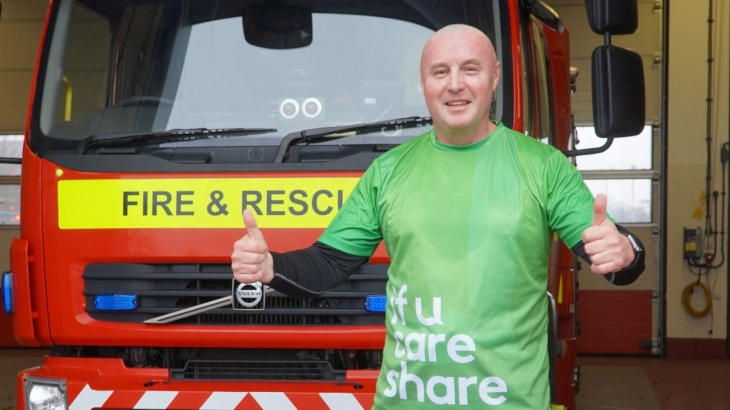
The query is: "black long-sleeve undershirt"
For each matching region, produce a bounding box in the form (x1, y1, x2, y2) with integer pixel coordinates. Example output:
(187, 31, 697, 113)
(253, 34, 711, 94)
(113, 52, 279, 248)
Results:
(268, 242, 369, 298)
(268, 224, 645, 297)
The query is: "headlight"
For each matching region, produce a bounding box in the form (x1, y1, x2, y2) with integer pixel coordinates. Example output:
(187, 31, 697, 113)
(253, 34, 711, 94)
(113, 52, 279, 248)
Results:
(24, 377, 67, 410)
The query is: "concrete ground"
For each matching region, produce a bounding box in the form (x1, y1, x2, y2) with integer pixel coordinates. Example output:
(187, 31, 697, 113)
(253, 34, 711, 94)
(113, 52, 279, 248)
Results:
(578, 356, 730, 410)
(1, 349, 729, 409)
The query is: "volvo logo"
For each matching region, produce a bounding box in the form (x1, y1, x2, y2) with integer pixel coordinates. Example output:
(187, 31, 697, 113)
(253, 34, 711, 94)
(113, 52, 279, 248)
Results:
(233, 281, 265, 310)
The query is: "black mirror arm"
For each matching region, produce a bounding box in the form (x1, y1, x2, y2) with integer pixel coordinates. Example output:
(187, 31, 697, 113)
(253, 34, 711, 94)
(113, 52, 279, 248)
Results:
(561, 136, 613, 157)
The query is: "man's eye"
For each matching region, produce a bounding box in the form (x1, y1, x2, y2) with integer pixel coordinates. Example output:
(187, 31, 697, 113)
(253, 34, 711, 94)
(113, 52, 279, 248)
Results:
(465, 67, 479, 73)
(434, 69, 448, 76)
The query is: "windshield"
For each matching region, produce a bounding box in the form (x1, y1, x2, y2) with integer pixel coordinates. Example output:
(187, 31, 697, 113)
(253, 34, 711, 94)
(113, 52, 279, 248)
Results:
(33, 0, 509, 153)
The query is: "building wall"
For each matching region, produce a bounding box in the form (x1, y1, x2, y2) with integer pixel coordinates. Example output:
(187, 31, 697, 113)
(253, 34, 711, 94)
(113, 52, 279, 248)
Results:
(0, 0, 38, 346)
(0, 0, 48, 134)
(666, 0, 729, 355)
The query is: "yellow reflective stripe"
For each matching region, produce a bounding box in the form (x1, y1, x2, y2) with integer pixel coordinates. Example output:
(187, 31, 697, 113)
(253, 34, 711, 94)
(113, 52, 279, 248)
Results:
(57, 178, 359, 229)
(558, 274, 563, 304)
(62, 76, 73, 121)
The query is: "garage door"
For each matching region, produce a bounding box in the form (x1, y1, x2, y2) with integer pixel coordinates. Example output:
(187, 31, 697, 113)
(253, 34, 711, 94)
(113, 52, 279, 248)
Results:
(550, 0, 664, 355)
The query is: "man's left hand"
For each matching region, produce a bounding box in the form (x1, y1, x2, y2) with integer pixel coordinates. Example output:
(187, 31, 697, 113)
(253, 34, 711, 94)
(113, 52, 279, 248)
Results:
(581, 193, 635, 275)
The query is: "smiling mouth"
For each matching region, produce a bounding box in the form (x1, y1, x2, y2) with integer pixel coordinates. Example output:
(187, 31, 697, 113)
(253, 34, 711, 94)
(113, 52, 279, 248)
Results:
(445, 101, 469, 106)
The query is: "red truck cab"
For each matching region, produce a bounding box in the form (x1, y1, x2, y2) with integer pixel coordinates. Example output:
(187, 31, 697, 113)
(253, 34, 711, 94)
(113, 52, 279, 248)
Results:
(2, 1, 644, 409)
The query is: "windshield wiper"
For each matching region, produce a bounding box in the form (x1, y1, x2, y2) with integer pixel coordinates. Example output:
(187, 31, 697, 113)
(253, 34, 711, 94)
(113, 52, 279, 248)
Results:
(77, 127, 276, 154)
(274, 116, 432, 163)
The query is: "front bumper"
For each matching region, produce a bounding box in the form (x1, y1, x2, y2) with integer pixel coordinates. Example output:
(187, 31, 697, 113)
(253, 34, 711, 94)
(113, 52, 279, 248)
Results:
(18, 357, 378, 410)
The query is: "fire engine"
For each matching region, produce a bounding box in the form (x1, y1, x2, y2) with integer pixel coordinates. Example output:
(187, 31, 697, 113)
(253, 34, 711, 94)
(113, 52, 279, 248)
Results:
(1, 0, 644, 409)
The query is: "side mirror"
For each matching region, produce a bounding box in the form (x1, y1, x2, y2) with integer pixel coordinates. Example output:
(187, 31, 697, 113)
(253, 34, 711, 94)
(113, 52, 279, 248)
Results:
(585, 0, 638, 36)
(243, 5, 312, 50)
(592, 45, 645, 138)
(564, 0, 644, 157)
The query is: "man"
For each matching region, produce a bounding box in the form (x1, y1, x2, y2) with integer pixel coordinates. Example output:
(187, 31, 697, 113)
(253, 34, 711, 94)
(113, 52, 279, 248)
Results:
(232, 24, 644, 409)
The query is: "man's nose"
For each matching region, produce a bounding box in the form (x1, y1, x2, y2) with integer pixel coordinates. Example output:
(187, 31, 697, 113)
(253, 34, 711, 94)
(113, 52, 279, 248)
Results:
(447, 71, 464, 92)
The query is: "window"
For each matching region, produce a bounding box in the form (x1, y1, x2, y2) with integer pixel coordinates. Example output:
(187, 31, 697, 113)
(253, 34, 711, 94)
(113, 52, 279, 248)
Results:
(518, 11, 534, 137)
(584, 179, 652, 223)
(38, 0, 507, 151)
(575, 125, 653, 170)
(0, 134, 22, 226)
(531, 20, 553, 145)
(576, 125, 655, 224)
(0, 184, 20, 225)
(0, 135, 22, 176)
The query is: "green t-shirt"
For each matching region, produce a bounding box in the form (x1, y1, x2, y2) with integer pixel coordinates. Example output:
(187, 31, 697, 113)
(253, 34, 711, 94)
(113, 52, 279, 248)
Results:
(319, 122, 595, 409)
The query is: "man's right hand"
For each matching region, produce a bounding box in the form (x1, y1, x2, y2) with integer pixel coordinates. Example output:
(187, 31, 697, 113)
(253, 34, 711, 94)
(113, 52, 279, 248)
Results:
(231, 209, 274, 284)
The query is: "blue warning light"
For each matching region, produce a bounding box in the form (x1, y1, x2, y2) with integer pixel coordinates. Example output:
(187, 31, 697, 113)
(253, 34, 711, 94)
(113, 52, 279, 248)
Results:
(94, 294, 137, 311)
(365, 295, 388, 313)
(2, 272, 12, 314)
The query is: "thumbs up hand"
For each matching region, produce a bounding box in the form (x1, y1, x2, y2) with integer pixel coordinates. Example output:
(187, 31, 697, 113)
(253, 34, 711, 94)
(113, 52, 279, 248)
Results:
(581, 193, 635, 275)
(231, 209, 274, 284)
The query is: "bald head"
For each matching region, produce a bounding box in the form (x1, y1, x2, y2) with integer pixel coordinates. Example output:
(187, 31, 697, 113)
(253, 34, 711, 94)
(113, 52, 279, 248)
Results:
(418, 24, 502, 145)
(420, 24, 498, 75)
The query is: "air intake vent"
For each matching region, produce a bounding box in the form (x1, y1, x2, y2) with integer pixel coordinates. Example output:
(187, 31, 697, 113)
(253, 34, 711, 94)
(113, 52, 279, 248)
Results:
(171, 360, 344, 381)
(83, 263, 387, 325)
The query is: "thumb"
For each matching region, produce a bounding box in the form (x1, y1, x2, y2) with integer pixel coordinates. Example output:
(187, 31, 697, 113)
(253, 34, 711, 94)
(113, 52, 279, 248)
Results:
(243, 209, 265, 242)
(592, 193, 607, 226)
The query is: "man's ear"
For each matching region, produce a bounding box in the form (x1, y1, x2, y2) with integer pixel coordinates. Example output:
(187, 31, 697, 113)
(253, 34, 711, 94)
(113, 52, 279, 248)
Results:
(492, 61, 501, 91)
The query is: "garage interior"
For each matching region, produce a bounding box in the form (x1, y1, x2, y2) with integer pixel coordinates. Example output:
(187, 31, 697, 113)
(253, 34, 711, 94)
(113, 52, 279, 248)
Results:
(0, 0, 729, 409)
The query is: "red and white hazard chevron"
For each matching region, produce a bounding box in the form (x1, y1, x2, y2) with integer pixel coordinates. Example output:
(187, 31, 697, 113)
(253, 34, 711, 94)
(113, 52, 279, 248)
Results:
(69, 385, 372, 410)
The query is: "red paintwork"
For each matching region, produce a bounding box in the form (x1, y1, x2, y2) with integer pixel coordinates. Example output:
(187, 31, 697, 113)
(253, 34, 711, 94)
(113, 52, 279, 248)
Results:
(15, 114, 53, 348)
(17, 357, 379, 410)
(12, 1, 582, 408)
(532, 18, 577, 410)
(556, 338, 577, 407)
(538, 22, 573, 151)
(9, 238, 38, 346)
(40, 163, 389, 348)
(0, 313, 19, 346)
(508, 0, 524, 133)
(523, 15, 542, 139)
(14, 0, 56, 347)
(546, 241, 577, 409)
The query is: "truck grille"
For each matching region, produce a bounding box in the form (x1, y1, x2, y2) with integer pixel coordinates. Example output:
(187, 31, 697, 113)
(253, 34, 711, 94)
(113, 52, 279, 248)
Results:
(166, 348, 382, 381)
(83, 263, 387, 325)
(171, 360, 344, 381)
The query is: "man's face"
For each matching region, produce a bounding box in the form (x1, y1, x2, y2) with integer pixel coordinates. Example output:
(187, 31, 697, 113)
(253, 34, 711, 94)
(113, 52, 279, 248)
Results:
(420, 29, 500, 137)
